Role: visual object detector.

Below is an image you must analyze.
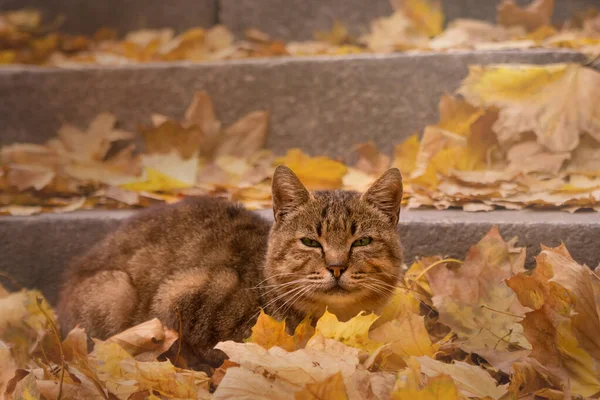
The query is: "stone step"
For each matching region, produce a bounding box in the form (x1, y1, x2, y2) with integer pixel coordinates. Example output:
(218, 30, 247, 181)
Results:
(0, 50, 585, 158)
(220, 0, 598, 40)
(0, 0, 217, 35)
(1, 208, 599, 305)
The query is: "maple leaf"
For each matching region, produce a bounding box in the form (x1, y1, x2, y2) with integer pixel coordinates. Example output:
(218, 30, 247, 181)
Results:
(507, 246, 600, 397)
(426, 227, 531, 353)
(370, 312, 438, 358)
(497, 0, 555, 32)
(246, 310, 314, 351)
(275, 149, 348, 190)
(314, 310, 382, 353)
(459, 63, 600, 152)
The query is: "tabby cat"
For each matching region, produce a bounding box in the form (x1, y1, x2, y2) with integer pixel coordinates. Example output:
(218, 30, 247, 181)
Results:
(57, 165, 404, 368)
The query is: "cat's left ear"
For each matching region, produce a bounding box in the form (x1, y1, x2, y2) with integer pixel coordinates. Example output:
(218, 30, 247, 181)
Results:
(272, 165, 312, 223)
(362, 168, 403, 225)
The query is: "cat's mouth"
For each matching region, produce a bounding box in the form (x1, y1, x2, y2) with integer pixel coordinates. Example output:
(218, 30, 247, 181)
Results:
(322, 280, 356, 295)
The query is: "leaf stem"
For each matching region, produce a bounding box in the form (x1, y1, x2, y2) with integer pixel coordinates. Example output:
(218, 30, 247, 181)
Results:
(36, 296, 65, 400)
(480, 304, 524, 319)
(411, 258, 463, 286)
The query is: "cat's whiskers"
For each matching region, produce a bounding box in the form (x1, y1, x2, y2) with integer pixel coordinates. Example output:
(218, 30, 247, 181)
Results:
(258, 279, 309, 296)
(250, 272, 299, 289)
(254, 285, 308, 320)
(274, 285, 316, 318)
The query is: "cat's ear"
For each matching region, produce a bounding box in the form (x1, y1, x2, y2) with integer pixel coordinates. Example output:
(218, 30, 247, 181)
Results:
(362, 168, 403, 225)
(272, 165, 311, 222)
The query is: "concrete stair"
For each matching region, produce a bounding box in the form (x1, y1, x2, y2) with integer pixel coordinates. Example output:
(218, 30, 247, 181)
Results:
(1, 0, 599, 303)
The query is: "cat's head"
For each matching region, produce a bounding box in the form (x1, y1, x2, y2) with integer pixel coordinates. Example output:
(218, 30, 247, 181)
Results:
(265, 165, 404, 321)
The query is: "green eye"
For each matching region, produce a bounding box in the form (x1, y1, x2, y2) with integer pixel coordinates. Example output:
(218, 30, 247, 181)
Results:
(352, 237, 372, 247)
(301, 238, 322, 248)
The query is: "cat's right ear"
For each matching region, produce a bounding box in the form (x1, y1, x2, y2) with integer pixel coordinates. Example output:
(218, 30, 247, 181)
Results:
(272, 165, 311, 222)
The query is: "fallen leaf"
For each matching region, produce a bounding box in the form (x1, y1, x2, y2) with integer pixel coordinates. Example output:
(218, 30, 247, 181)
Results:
(459, 63, 600, 152)
(415, 357, 508, 399)
(294, 372, 349, 400)
(275, 149, 348, 190)
(497, 0, 554, 32)
(315, 310, 382, 353)
(104, 318, 178, 361)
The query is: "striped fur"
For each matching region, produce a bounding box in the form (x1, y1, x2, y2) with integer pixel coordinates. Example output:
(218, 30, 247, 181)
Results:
(57, 166, 404, 368)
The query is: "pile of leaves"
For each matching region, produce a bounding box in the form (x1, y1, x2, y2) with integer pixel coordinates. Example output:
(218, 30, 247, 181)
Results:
(1, 0, 599, 66)
(2, 227, 600, 399)
(1, 60, 599, 216)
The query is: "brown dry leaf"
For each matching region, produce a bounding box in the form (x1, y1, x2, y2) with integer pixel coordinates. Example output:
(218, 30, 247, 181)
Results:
(6, 164, 54, 191)
(140, 120, 203, 160)
(353, 142, 390, 175)
(0, 340, 18, 397)
(104, 318, 178, 361)
(184, 91, 222, 158)
(426, 227, 530, 353)
(459, 63, 600, 152)
(214, 110, 269, 159)
(54, 112, 134, 163)
(294, 372, 349, 400)
(507, 247, 600, 397)
(497, 0, 554, 32)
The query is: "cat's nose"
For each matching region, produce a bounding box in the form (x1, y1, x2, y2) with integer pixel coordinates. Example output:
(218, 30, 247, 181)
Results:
(326, 264, 347, 279)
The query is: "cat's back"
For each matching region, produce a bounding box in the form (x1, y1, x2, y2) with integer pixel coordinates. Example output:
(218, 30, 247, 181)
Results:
(58, 197, 271, 339)
(67, 196, 271, 280)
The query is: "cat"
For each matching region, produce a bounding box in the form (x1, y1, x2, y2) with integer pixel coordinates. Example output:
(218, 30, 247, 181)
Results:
(57, 165, 404, 368)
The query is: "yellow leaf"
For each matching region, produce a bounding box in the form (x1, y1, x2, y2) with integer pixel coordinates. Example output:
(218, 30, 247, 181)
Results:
(295, 372, 349, 399)
(314, 310, 382, 353)
(393, 134, 420, 176)
(370, 312, 438, 358)
(120, 167, 191, 192)
(436, 94, 485, 137)
(275, 149, 348, 190)
(459, 63, 600, 152)
(396, 0, 444, 37)
(314, 20, 350, 45)
(391, 374, 461, 399)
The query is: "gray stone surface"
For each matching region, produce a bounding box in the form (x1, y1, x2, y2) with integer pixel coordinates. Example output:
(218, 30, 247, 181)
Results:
(1, 208, 599, 305)
(0, 50, 585, 159)
(0, 0, 217, 35)
(220, 0, 598, 40)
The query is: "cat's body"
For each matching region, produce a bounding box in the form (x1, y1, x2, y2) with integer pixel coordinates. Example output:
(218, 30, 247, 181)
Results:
(58, 167, 404, 368)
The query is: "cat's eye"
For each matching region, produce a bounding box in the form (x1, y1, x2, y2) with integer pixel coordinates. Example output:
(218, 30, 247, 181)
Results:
(352, 237, 372, 247)
(301, 237, 322, 248)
